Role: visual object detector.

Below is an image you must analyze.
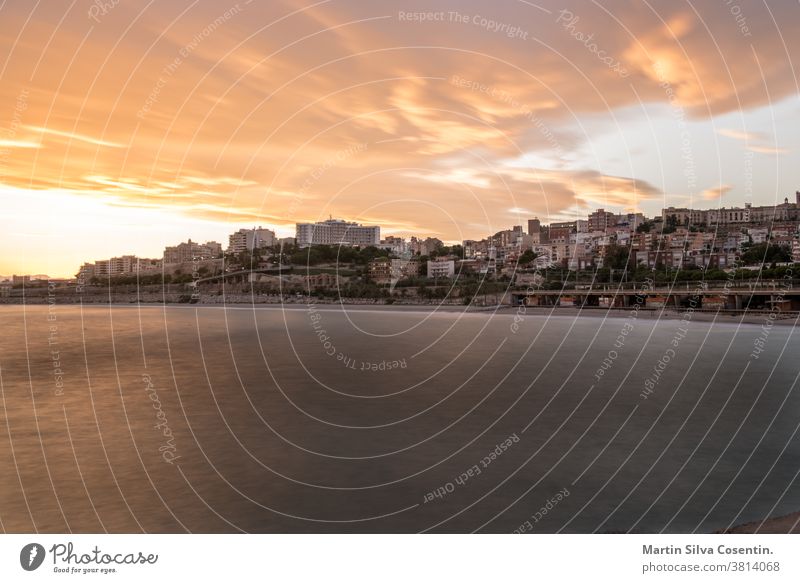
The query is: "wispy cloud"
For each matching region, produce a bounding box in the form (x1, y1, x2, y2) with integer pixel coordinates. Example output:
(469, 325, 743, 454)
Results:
(25, 126, 124, 148)
(747, 145, 789, 155)
(701, 184, 733, 200)
(717, 128, 765, 141)
(0, 139, 41, 148)
(717, 128, 788, 155)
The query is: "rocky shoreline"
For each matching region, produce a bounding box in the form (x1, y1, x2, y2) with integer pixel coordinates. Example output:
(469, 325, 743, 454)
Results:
(718, 512, 800, 534)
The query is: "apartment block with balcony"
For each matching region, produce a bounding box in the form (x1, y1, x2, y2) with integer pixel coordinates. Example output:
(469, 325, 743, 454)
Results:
(77, 255, 163, 279)
(227, 228, 276, 254)
(296, 219, 379, 248)
(164, 239, 222, 263)
(427, 259, 455, 279)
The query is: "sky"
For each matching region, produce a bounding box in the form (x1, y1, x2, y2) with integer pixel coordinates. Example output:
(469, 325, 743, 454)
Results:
(0, 0, 798, 277)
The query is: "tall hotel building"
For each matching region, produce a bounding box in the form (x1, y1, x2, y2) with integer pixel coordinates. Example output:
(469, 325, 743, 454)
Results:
(296, 218, 380, 248)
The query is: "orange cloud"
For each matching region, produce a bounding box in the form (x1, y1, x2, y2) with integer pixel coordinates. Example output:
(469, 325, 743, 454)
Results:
(701, 184, 733, 200)
(747, 145, 789, 155)
(0, 0, 798, 275)
(717, 128, 788, 155)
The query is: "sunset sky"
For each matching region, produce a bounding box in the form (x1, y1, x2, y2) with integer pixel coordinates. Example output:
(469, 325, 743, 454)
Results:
(1, 0, 799, 277)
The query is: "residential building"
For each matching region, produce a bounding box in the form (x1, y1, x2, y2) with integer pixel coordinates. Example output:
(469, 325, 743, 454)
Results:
(662, 193, 800, 227)
(77, 263, 96, 280)
(409, 236, 443, 256)
(427, 259, 455, 279)
(379, 236, 407, 255)
(77, 255, 162, 279)
(164, 239, 222, 263)
(492, 226, 524, 248)
(295, 219, 379, 248)
(588, 209, 617, 232)
(368, 258, 392, 284)
(550, 220, 577, 231)
(369, 258, 419, 285)
(227, 228, 276, 254)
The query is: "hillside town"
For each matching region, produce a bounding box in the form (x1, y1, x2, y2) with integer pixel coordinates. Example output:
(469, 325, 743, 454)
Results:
(3, 193, 800, 306)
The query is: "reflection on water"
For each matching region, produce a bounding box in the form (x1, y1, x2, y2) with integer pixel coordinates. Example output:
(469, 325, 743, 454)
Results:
(0, 304, 798, 533)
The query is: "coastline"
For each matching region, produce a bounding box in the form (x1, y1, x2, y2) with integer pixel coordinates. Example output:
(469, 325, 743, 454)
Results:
(2, 297, 797, 325)
(719, 512, 800, 534)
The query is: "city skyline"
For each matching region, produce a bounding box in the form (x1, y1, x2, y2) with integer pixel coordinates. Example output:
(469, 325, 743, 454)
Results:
(7, 190, 799, 281)
(2, 1, 800, 277)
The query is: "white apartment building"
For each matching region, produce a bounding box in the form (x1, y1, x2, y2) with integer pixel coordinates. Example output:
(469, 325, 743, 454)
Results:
(78, 255, 162, 279)
(295, 219, 380, 248)
(378, 236, 407, 256)
(427, 259, 455, 279)
(748, 228, 769, 244)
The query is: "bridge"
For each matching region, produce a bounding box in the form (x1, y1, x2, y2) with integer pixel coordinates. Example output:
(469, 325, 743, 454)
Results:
(511, 278, 799, 311)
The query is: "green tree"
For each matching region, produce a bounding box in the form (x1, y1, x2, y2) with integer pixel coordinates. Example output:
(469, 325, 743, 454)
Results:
(740, 242, 791, 265)
(603, 244, 633, 270)
(517, 249, 538, 266)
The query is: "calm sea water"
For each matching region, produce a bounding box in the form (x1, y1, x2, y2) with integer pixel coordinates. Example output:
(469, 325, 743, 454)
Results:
(1, 304, 799, 533)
